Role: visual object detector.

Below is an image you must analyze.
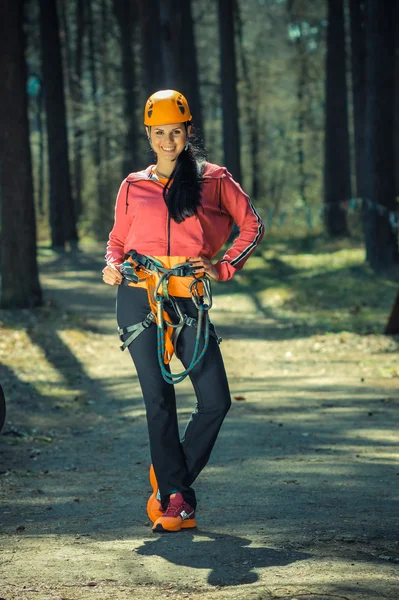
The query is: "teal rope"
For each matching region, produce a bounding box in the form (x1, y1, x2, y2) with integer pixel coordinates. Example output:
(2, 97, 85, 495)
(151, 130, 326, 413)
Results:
(124, 255, 212, 385)
(156, 295, 210, 385)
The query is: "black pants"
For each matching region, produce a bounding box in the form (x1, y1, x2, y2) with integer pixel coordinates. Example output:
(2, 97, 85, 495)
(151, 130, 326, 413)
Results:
(116, 285, 231, 509)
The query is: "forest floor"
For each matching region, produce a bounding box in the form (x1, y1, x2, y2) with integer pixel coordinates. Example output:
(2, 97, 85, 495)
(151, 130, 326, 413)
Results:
(0, 236, 398, 600)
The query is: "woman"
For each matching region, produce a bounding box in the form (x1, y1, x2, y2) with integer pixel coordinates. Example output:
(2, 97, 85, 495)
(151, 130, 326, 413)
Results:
(103, 89, 264, 533)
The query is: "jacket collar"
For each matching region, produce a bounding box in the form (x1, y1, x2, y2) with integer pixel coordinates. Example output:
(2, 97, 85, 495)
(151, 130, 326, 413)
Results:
(125, 165, 155, 183)
(125, 162, 227, 183)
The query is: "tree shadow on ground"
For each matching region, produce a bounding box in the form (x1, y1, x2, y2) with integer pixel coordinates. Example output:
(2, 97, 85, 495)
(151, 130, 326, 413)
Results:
(135, 530, 310, 586)
(212, 263, 398, 340)
(1, 374, 397, 536)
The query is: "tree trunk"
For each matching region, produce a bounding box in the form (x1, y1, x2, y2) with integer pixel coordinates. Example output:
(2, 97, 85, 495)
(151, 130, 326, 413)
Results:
(100, 0, 112, 216)
(138, 0, 163, 98)
(0, 0, 42, 308)
(140, 1, 204, 138)
(72, 0, 85, 218)
(384, 292, 399, 334)
(59, 0, 84, 221)
(217, 0, 242, 183)
(159, 0, 179, 87)
(324, 0, 351, 237)
(395, 1, 399, 197)
(364, 0, 398, 269)
(37, 83, 45, 217)
(58, 0, 73, 100)
(39, 0, 77, 248)
(87, 0, 107, 238)
(235, 4, 261, 199)
(349, 0, 367, 200)
(296, 31, 308, 205)
(112, 0, 139, 176)
(0, 384, 5, 434)
(178, 1, 204, 138)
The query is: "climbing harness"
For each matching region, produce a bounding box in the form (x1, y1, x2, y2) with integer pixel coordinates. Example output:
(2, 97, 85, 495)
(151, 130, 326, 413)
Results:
(118, 250, 221, 385)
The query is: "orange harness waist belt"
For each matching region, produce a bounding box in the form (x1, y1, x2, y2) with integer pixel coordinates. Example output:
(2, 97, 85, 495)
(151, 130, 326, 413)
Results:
(118, 250, 215, 372)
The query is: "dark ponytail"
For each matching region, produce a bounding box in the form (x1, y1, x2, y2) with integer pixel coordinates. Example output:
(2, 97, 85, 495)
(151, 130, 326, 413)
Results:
(163, 127, 207, 224)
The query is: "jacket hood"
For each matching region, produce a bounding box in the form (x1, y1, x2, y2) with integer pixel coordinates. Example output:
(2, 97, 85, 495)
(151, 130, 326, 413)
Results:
(125, 162, 227, 183)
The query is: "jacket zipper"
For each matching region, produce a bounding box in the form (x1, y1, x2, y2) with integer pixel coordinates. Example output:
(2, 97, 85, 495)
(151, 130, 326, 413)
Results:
(142, 172, 177, 255)
(167, 213, 171, 255)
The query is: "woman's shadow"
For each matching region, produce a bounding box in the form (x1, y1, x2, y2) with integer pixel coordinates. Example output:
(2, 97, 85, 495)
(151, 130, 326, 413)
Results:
(136, 530, 309, 586)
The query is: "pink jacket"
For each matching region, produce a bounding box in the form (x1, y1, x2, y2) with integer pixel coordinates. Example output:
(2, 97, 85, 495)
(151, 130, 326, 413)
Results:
(105, 162, 264, 281)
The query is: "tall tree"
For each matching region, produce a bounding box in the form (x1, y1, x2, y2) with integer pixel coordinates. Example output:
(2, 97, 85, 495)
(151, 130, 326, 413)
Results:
(58, 0, 85, 219)
(385, 291, 399, 335)
(349, 0, 367, 200)
(296, 34, 308, 206)
(159, 1, 179, 87)
(72, 0, 85, 218)
(112, 0, 140, 176)
(139, 0, 204, 139)
(323, 0, 350, 236)
(363, 0, 398, 268)
(100, 0, 113, 220)
(39, 0, 77, 249)
(179, 0, 204, 138)
(87, 0, 108, 237)
(0, 0, 42, 308)
(235, 7, 265, 200)
(138, 0, 163, 98)
(217, 0, 242, 183)
(395, 0, 399, 198)
(287, 0, 310, 207)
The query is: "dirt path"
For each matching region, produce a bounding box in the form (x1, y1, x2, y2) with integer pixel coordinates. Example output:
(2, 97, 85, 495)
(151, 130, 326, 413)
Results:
(1, 246, 398, 600)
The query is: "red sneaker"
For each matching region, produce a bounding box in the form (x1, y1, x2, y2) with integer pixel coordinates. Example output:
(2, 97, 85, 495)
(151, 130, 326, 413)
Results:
(152, 492, 197, 533)
(146, 464, 164, 523)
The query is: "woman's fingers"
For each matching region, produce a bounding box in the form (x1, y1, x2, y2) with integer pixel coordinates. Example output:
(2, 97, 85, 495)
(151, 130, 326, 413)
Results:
(102, 259, 218, 285)
(189, 256, 218, 280)
(189, 257, 204, 271)
(102, 264, 122, 285)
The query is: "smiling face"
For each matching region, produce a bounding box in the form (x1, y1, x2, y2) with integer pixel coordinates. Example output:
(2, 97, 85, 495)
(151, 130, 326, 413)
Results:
(146, 122, 191, 168)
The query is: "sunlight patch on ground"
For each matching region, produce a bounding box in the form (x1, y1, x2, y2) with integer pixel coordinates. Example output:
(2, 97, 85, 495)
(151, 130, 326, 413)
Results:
(0, 329, 65, 386)
(279, 248, 365, 274)
(343, 428, 399, 445)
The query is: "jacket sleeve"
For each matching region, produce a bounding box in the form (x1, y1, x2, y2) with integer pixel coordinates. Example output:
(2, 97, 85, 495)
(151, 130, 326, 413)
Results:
(105, 179, 133, 267)
(214, 170, 264, 282)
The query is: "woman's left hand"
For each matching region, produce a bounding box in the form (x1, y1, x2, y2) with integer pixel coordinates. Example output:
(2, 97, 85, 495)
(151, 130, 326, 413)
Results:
(189, 256, 219, 280)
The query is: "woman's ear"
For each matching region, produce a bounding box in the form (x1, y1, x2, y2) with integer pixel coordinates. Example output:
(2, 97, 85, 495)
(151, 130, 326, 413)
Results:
(184, 124, 192, 150)
(146, 126, 152, 147)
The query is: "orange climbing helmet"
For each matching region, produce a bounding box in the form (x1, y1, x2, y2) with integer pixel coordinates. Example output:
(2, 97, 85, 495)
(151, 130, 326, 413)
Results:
(144, 90, 192, 126)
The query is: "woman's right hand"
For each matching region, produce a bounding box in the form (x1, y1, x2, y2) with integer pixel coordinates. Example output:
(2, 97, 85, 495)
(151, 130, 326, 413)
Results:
(102, 264, 123, 286)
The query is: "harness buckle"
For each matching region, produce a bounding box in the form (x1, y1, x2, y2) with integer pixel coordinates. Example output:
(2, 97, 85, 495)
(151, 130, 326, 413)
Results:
(142, 313, 154, 328)
(120, 262, 140, 284)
